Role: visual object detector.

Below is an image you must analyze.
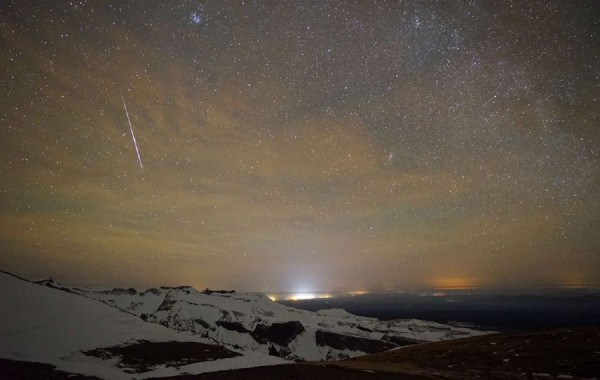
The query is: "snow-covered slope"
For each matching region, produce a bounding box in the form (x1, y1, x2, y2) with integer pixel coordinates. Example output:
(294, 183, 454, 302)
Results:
(0, 271, 287, 379)
(45, 281, 491, 361)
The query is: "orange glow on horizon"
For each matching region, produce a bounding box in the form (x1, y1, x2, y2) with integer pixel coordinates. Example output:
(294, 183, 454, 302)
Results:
(346, 290, 370, 296)
(557, 273, 591, 289)
(430, 277, 479, 290)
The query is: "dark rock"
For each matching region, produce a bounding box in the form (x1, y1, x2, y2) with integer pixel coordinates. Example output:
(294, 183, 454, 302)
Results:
(0, 358, 100, 379)
(194, 318, 211, 329)
(141, 288, 162, 296)
(156, 293, 177, 312)
(83, 340, 240, 373)
(315, 330, 397, 353)
(355, 325, 373, 333)
(216, 320, 250, 333)
(34, 278, 75, 294)
(267, 344, 293, 359)
(251, 321, 305, 346)
(160, 286, 194, 290)
(268, 345, 280, 356)
(109, 288, 137, 296)
(202, 288, 235, 295)
(252, 324, 269, 344)
(382, 334, 422, 346)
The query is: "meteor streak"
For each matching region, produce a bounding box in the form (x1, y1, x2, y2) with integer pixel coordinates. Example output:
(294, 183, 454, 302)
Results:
(120, 91, 144, 172)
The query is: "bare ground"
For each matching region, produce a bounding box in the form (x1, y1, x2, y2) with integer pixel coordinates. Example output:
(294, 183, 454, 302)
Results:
(0, 358, 100, 380)
(332, 326, 600, 379)
(84, 340, 241, 373)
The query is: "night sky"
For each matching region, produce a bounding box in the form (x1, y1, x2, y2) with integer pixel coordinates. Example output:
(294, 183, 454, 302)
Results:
(1, 1, 598, 292)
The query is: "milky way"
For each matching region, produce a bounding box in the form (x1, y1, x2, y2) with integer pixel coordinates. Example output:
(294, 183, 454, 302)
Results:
(0, 1, 598, 291)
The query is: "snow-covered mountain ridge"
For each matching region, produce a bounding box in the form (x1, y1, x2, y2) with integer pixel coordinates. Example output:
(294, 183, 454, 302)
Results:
(0, 270, 286, 379)
(38, 278, 492, 361)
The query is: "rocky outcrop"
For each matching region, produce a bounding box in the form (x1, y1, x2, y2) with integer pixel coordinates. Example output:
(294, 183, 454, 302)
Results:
(36, 280, 490, 362)
(252, 321, 305, 346)
(216, 320, 251, 333)
(202, 288, 235, 295)
(156, 292, 177, 312)
(315, 330, 397, 353)
(382, 334, 422, 346)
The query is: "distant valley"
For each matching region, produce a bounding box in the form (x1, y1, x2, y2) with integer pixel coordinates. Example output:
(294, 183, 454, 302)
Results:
(278, 289, 600, 330)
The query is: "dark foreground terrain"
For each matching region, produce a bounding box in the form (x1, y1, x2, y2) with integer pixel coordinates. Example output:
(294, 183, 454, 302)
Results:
(1, 327, 598, 379)
(154, 364, 435, 380)
(337, 326, 600, 379)
(0, 358, 101, 380)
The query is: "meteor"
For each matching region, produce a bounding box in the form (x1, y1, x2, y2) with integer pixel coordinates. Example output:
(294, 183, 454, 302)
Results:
(120, 90, 144, 173)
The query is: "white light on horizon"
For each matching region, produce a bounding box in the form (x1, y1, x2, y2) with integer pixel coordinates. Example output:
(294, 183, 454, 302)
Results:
(287, 292, 332, 301)
(289, 292, 316, 300)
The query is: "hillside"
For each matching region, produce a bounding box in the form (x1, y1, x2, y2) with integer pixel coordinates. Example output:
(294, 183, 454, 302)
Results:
(36, 279, 489, 361)
(0, 271, 286, 379)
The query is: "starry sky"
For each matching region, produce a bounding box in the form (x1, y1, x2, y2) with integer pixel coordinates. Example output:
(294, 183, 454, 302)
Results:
(1, 1, 599, 292)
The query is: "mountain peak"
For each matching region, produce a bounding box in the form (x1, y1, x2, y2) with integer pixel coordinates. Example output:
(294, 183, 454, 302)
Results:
(57, 281, 491, 361)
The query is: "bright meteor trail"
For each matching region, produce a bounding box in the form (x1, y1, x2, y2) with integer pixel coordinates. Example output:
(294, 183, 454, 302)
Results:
(1, 1, 599, 291)
(120, 91, 144, 173)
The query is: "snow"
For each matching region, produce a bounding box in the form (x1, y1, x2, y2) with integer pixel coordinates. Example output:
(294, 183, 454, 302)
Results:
(289, 329, 324, 361)
(137, 350, 289, 379)
(0, 271, 287, 379)
(7, 268, 492, 375)
(65, 283, 492, 361)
